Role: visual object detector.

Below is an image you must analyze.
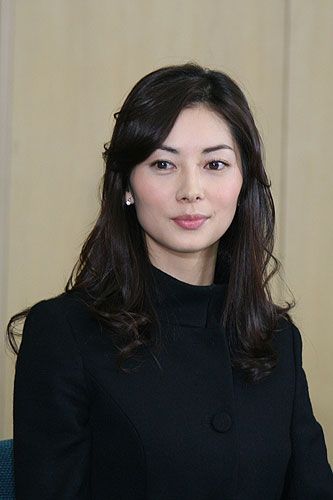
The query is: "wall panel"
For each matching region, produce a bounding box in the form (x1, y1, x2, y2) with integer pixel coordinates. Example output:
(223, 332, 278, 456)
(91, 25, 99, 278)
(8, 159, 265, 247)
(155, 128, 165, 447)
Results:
(284, 0, 333, 459)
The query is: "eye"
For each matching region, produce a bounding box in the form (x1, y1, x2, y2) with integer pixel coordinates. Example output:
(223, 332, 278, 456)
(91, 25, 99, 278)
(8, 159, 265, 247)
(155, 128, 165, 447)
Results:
(151, 160, 174, 170)
(206, 160, 229, 170)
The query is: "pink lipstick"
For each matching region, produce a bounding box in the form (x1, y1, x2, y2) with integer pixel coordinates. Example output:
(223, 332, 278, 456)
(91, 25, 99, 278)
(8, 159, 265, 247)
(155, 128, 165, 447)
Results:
(172, 215, 208, 230)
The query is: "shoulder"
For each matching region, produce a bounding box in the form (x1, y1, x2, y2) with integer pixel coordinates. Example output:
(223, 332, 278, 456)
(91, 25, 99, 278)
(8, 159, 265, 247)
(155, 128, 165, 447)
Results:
(23, 290, 100, 347)
(25, 290, 92, 325)
(27, 289, 90, 315)
(273, 314, 305, 372)
(275, 313, 303, 344)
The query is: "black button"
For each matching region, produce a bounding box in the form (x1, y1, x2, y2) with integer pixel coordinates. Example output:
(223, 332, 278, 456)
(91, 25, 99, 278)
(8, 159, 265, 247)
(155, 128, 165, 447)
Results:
(211, 411, 232, 433)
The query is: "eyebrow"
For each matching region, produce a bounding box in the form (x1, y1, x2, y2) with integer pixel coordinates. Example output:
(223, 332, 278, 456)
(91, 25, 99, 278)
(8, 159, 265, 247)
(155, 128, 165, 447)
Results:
(157, 144, 234, 154)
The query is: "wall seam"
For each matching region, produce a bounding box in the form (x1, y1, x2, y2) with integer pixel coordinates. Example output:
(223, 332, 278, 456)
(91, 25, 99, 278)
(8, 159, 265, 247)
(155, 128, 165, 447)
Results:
(279, 0, 291, 301)
(0, 0, 15, 438)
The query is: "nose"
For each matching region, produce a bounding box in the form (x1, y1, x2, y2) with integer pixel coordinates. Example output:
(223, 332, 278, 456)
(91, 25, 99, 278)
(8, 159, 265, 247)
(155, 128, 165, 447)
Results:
(176, 168, 204, 202)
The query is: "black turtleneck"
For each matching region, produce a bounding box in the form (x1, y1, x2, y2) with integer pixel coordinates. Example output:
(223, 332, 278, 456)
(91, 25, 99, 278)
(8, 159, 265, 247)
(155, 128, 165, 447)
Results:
(148, 262, 228, 329)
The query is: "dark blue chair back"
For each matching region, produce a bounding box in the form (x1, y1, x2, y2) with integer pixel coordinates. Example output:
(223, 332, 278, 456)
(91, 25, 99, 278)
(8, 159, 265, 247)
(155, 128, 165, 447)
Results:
(0, 439, 15, 499)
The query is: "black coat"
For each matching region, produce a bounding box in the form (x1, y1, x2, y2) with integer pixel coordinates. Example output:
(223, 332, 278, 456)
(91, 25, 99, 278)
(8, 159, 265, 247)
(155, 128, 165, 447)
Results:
(13, 264, 333, 499)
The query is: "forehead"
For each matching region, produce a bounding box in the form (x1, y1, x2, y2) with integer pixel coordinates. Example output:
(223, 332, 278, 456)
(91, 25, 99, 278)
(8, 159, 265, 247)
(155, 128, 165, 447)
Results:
(164, 105, 234, 147)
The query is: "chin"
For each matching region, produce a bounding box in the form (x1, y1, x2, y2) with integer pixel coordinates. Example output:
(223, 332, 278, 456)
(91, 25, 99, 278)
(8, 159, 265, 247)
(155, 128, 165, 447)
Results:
(165, 240, 214, 253)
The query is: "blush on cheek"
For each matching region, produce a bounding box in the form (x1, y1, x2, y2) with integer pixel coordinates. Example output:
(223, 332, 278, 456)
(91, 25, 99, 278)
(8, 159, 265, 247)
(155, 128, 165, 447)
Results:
(138, 187, 164, 207)
(219, 182, 242, 205)
(218, 196, 240, 210)
(149, 194, 164, 207)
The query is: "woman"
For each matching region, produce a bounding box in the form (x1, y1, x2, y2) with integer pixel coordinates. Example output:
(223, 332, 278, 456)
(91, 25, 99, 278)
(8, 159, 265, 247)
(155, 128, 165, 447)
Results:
(7, 63, 333, 499)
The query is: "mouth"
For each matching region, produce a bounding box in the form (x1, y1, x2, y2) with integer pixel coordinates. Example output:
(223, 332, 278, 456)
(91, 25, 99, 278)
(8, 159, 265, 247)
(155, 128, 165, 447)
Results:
(173, 214, 208, 221)
(172, 217, 208, 230)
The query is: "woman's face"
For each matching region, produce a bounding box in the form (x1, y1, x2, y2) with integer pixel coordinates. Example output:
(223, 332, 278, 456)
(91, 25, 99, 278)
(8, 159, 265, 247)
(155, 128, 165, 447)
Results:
(127, 104, 243, 265)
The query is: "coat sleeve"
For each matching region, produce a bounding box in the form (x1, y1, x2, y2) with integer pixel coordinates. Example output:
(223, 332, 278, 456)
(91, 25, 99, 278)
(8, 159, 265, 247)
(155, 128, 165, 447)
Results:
(13, 299, 91, 499)
(282, 323, 333, 499)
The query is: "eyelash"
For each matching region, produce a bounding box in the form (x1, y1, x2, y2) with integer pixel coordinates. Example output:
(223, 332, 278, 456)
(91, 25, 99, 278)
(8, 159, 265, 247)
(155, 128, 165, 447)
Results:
(150, 159, 230, 171)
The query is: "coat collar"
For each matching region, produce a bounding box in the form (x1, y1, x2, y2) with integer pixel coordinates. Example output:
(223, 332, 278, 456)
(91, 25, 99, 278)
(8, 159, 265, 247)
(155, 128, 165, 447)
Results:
(149, 263, 227, 329)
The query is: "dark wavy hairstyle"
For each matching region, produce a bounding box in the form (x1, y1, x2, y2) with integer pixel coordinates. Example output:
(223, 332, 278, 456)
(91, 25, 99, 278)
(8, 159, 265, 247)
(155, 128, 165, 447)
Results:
(6, 62, 295, 383)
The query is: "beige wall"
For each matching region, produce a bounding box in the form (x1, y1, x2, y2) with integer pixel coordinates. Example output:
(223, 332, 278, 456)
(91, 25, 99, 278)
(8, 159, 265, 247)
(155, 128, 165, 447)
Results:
(283, 0, 333, 457)
(1, 0, 332, 462)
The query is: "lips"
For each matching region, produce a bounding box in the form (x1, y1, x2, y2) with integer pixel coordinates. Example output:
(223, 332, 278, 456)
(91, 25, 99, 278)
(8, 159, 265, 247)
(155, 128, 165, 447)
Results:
(173, 214, 208, 221)
(171, 213, 210, 230)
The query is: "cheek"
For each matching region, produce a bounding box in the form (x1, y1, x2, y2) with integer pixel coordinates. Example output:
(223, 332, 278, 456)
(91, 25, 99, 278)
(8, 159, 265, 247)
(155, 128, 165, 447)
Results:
(132, 184, 169, 227)
(130, 168, 170, 209)
(136, 190, 166, 215)
(215, 180, 242, 209)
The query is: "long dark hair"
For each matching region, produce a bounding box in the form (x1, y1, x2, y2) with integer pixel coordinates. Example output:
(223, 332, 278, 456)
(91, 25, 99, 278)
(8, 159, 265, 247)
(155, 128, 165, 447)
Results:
(6, 62, 295, 383)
